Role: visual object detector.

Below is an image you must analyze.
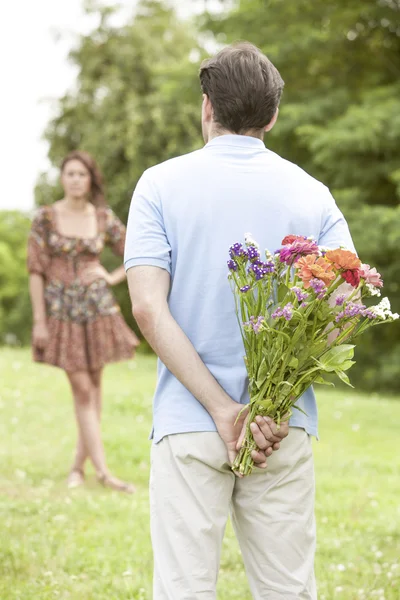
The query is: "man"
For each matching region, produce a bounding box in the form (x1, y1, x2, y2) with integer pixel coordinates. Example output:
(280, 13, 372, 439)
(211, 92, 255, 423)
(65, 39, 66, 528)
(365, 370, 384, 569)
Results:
(125, 42, 354, 599)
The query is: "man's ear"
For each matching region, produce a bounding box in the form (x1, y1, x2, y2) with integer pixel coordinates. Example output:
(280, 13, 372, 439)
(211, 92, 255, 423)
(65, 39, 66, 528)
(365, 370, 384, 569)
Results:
(264, 108, 279, 133)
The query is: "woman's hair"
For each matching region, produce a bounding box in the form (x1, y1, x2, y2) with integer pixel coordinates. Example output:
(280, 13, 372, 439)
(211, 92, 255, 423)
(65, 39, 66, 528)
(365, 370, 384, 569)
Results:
(60, 150, 105, 207)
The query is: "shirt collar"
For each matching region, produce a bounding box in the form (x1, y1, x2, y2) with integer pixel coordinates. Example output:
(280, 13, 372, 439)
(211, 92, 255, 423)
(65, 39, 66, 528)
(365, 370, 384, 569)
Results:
(205, 134, 266, 150)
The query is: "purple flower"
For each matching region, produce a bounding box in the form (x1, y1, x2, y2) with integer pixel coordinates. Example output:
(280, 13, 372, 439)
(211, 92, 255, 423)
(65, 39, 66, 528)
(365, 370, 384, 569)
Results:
(249, 260, 275, 280)
(279, 239, 319, 265)
(272, 307, 283, 319)
(335, 294, 347, 306)
(240, 285, 251, 293)
(229, 243, 246, 259)
(247, 246, 260, 262)
(282, 303, 294, 320)
(262, 260, 275, 274)
(243, 315, 265, 334)
(361, 308, 378, 320)
(249, 263, 264, 280)
(291, 286, 308, 302)
(309, 278, 327, 299)
(227, 259, 237, 271)
(335, 302, 367, 322)
(272, 303, 294, 321)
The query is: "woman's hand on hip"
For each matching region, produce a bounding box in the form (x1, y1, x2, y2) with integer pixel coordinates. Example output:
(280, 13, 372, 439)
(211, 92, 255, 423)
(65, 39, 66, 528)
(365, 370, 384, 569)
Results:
(33, 322, 49, 350)
(81, 265, 113, 286)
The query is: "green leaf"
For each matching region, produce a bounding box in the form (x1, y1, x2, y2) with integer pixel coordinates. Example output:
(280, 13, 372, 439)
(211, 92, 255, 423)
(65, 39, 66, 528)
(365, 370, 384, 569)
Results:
(288, 356, 299, 369)
(335, 370, 354, 388)
(278, 284, 289, 303)
(313, 375, 335, 387)
(340, 360, 356, 372)
(292, 404, 308, 416)
(256, 358, 270, 388)
(317, 345, 355, 373)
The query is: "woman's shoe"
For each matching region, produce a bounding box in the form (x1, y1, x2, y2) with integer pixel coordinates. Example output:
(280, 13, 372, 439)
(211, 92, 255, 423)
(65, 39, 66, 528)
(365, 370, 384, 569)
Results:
(97, 473, 135, 494)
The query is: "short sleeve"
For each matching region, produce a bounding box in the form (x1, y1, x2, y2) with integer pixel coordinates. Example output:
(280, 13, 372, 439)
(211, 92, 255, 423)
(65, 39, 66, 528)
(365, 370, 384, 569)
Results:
(27, 207, 51, 276)
(104, 207, 127, 257)
(318, 191, 356, 253)
(124, 171, 172, 274)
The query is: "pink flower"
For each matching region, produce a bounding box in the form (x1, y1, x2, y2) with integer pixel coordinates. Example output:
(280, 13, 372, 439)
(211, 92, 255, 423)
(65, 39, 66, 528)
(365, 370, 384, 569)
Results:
(279, 239, 319, 264)
(360, 264, 383, 288)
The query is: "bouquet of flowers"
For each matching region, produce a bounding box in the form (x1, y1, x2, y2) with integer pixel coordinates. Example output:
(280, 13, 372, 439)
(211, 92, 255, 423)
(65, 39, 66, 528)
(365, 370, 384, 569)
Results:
(228, 234, 398, 476)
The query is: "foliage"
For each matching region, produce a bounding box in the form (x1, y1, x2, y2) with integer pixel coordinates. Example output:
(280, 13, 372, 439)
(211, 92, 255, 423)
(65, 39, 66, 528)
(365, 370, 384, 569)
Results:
(35, 0, 204, 223)
(28, 0, 400, 390)
(0, 212, 32, 345)
(1, 349, 400, 599)
(202, 0, 400, 391)
(34, 0, 205, 336)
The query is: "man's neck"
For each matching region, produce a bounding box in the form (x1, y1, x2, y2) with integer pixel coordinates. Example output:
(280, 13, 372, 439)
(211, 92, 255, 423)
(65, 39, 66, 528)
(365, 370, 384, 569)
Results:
(207, 127, 264, 142)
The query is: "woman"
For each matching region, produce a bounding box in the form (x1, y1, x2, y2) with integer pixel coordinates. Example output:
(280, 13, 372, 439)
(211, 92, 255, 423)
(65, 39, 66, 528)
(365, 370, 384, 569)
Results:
(27, 150, 139, 493)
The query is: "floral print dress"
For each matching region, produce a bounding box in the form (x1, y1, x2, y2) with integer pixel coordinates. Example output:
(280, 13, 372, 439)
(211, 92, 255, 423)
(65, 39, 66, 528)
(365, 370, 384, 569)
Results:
(27, 205, 139, 372)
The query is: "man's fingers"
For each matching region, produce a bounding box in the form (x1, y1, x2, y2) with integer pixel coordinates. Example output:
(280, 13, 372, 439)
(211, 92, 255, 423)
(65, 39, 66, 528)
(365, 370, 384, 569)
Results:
(257, 416, 290, 441)
(250, 420, 280, 450)
(266, 417, 289, 439)
(251, 449, 268, 468)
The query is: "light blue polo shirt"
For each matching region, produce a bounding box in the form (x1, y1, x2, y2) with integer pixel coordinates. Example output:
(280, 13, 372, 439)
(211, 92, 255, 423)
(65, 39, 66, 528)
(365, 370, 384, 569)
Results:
(125, 135, 355, 443)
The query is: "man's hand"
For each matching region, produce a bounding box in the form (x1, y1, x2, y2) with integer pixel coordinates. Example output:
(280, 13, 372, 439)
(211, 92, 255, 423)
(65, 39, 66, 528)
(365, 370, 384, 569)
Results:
(211, 402, 249, 469)
(212, 403, 289, 475)
(236, 415, 290, 467)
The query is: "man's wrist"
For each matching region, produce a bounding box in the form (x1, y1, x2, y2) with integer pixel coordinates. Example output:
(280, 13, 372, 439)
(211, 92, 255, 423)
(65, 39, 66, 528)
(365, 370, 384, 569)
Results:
(208, 396, 236, 421)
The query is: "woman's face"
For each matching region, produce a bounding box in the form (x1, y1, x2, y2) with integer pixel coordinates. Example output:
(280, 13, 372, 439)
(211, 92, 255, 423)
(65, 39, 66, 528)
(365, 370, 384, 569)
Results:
(61, 159, 91, 199)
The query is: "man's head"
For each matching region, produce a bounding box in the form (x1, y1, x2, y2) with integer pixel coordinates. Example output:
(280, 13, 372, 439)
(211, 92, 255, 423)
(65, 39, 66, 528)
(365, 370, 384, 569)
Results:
(199, 42, 284, 142)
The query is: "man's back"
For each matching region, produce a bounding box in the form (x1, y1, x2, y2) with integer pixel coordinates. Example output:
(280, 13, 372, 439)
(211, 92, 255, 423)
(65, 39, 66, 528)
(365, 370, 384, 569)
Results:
(125, 134, 354, 443)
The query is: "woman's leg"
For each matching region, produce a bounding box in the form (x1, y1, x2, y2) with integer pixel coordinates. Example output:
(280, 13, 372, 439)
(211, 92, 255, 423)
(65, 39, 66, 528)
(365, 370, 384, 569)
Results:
(69, 369, 103, 477)
(67, 370, 109, 478)
(67, 369, 135, 493)
(91, 368, 103, 420)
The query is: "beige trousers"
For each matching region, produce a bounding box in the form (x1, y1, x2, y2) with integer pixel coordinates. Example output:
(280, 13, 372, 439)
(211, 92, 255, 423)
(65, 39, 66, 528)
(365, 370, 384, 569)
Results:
(150, 428, 316, 600)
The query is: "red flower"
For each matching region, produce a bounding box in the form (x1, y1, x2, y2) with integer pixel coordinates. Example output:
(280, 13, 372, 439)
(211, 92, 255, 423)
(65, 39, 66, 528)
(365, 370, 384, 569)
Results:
(281, 234, 305, 245)
(342, 269, 361, 287)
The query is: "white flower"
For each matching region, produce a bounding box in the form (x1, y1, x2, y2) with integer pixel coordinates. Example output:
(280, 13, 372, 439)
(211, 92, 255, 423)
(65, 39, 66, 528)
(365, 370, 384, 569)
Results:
(244, 232, 259, 248)
(381, 297, 391, 310)
(366, 283, 381, 297)
(370, 297, 398, 320)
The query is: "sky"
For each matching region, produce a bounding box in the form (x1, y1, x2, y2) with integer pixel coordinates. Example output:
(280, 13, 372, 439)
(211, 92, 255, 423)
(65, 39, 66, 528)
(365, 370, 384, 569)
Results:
(0, 0, 224, 213)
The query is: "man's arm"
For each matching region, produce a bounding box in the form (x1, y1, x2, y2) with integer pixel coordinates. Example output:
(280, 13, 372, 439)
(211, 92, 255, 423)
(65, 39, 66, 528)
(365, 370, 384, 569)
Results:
(127, 265, 287, 468)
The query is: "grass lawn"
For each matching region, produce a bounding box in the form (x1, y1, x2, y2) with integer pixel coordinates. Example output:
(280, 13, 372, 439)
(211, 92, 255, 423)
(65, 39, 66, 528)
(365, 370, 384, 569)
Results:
(0, 348, 399, 600)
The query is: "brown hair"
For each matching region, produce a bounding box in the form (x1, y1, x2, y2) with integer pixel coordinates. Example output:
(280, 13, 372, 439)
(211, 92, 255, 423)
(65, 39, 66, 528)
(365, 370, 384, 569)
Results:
(61, 150, 105, 207)
(199, 42, 284, 135)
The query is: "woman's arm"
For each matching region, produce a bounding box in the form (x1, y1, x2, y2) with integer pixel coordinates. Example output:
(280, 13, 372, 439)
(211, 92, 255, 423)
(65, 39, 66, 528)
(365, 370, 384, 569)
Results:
(107, 264, 126, 286)
(29, 273, 47, 323)
(27, 207, 51, 349)
(29, 273, 49, 349)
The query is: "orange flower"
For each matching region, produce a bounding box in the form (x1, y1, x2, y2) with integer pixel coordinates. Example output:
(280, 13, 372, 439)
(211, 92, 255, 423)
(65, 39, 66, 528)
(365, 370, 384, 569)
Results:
(325, 249, 361, 271)
(296, 254, 336, 288)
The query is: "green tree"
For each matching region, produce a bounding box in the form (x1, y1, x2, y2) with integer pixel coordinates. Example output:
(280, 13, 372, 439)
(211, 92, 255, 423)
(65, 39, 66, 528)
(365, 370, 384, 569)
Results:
(203, 0, 400, 391)
(36, 0, 204, 222)
(0, 212, 32, 345)
(35, 0, 205, 334)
